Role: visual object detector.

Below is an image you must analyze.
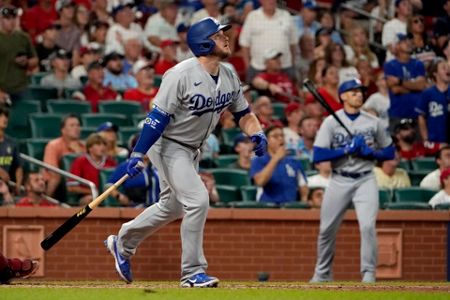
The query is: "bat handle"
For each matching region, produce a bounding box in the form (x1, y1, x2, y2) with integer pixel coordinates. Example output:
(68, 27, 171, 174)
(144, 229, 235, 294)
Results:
(88, 174, 129, 209)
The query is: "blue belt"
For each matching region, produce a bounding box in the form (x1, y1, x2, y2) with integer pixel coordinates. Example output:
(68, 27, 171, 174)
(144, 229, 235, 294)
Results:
(333, 170, 371, 179)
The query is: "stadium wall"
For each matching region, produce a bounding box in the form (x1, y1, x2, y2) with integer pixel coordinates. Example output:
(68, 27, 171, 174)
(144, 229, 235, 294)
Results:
(0, 207, 448, 281)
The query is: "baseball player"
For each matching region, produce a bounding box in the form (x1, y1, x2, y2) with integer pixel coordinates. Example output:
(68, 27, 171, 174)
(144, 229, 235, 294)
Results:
(310, 79, 395, 283)
(104, 17, 267, 288)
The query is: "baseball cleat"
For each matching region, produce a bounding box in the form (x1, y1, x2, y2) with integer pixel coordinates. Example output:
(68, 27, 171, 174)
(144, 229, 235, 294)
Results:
(362, 272, 376, 283)
(105, 235, 133, 284)
(180, 273, 219, 288)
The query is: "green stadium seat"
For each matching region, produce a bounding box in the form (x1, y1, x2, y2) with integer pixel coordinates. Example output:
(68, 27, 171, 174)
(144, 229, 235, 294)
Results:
(117, 126, 139, 146)
(241, 185, 257, 201)
(99, 168, 118, 206)
(393, 187, 437, 204)
(153, 75, 162, 87)
(385, 202, 431, 210)
(434, 203, 450, 210)
(408, 170, 430, 186)
(221, 128, 242, 148)
(216, 154, 238, 168)
(295, 157, 312, 171)
(398, 160, 411, 171)
(29, 113, 64, 138)
(411, 157, 437, 171)
(18, 85, 58, 110)
(64, 88, 82, 99)
(378, 188, 392, 209)
(272, 103, 287, 120)
(61, 153, 81, 171)
(98, 101, 144, 116)
(80, 127, 97, 139)
(231, 201, 277, 209)
(216, 184, 240, 203)
(81, 113, 129, 127)
(47, 100, 92, 115)
(6, 100, 41, 139)
(31, 72, 50, 85)
(209, 168, 251, 187)
(25, 138, 51, 171)
(282, 201, 310, 209)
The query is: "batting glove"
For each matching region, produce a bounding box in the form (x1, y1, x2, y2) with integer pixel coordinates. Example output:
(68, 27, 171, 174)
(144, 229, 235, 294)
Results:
(126, 153, 145, 178)
(344, 135, 365, 155)
(251, 131, 268, 157)
(359, 143, 375, 158)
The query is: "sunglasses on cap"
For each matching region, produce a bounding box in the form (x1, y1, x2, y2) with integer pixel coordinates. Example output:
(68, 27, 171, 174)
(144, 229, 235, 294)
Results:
(1, 7, 18, 17)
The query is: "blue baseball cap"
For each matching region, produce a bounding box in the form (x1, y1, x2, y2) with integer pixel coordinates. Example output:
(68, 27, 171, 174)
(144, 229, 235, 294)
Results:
(395, 0, 406, 7)
(396, 33, 409, 42)
(96, 122, 118, 132)
(303, 1, 318, 10)
(233, 133, 251, 148)
(338, 78, 364, 95)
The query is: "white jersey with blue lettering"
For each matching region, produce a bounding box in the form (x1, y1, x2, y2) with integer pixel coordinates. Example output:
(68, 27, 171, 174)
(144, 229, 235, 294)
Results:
(152, 57, 248, 148)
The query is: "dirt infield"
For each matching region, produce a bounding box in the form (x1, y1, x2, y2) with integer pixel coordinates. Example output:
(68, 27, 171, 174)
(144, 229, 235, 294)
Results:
(2, 280, 450, 292)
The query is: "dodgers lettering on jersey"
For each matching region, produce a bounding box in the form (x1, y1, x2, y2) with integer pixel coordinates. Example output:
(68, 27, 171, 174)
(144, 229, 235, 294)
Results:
(152, 58, 248, 147)
(189, 89, 237, 116)
(314, 110, 392, 173)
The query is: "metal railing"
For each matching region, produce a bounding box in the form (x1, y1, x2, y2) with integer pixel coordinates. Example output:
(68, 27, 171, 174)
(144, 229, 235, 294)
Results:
(20, 153, 99, 202)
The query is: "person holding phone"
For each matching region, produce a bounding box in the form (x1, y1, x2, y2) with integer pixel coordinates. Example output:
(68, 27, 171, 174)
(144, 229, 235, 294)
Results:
(0, 5, 38, 102)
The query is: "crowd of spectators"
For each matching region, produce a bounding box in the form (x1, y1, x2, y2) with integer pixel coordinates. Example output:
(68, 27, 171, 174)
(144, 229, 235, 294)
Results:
(0, 0, 449, 208)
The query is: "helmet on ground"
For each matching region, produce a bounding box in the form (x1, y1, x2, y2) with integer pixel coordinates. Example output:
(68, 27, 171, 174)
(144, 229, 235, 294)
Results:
(187, 17, 231, 57)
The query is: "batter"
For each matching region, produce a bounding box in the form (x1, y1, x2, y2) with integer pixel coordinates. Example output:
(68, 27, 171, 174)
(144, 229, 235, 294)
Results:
(104, 17, 267, 288)
(310, 78, 395, 283)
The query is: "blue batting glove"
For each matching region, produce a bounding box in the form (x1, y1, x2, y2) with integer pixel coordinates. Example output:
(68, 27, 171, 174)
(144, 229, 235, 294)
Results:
(126, 153, 145, 178)
(251, 131, 268, 157)
(359, 143, 375, 157)
(344, 135, 365, 155)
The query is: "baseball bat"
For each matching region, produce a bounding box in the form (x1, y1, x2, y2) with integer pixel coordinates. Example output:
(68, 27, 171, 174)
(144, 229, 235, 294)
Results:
(303, 78, 353, 138)
(40, 174, 129, 251)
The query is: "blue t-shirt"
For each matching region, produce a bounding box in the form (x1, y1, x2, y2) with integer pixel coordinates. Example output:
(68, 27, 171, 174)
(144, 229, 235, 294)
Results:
(416, 85, 450, 143)
(383, 58, 425, 118)
(108, 161, 160, 206)
(249, 154, 306, 204)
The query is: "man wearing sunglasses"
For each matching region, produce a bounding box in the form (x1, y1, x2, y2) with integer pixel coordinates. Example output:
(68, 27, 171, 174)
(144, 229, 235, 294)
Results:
(0, 5, 38, 103)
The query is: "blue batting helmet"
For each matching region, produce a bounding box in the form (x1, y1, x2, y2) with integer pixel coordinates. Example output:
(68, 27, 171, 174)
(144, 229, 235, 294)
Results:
(187, 17, 231, 57)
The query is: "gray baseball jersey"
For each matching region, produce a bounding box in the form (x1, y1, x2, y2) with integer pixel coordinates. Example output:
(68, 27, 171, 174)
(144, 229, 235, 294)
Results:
(314, 110, 392, 173)
(153, 57, 248, 148)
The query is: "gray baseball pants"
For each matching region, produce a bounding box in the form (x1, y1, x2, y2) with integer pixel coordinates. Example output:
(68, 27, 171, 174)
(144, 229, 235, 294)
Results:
(312, 173, 379, 280)
(116, 139, 209, 282)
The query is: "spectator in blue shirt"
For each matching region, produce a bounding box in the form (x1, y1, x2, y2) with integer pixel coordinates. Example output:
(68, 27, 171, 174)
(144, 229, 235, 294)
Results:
(249, 126, 308, 204)
(384, 33, 427, 131)
(106, 134, 160, 207)
(102, 51, 137, 91)
(416, 57, 450, 145)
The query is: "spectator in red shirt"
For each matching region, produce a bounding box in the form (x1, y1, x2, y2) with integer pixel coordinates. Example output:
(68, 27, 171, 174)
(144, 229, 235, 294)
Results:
(21, 0, 58, 43)
(16, 172, 57, 207)
(67, 133, 116, 205)
(82, 61, 119, 112)
(123, 60, 158, 111)
(305, 65, 341, 117)
(253, 95, 283, 129)
(394, 119, 439, 160)
(154, 40, 177, 75)
(252, 49, 300, 104)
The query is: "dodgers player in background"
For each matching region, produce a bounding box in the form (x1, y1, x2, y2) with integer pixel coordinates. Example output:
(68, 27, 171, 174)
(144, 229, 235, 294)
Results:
(105, 17, 267, 288)
(310, 79, 395, 283)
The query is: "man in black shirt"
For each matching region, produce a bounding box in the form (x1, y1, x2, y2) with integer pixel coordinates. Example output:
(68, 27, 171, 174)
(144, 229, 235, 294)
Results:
(35, 23, 62, 72)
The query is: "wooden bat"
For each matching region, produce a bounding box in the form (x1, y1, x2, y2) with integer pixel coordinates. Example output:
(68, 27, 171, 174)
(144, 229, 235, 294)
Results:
(40, 174, 129, 251)
(303, 78, 353, 138)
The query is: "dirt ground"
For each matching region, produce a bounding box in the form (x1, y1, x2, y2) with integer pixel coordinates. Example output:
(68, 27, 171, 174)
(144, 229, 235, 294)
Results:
(2, 280, 450, 292)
